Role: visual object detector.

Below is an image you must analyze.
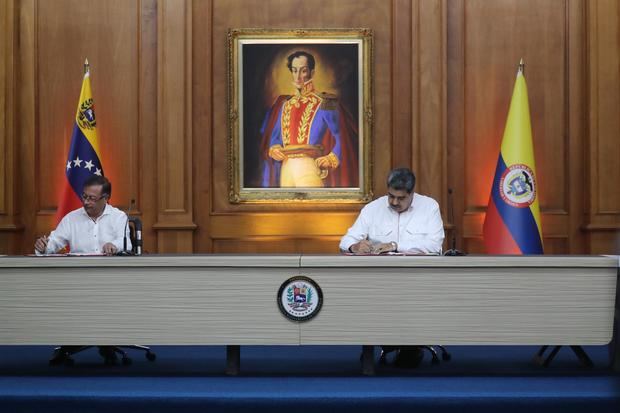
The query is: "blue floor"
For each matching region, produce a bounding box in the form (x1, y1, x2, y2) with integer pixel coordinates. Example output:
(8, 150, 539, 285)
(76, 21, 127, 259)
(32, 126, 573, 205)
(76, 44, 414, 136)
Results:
(0, 345, 619, 412)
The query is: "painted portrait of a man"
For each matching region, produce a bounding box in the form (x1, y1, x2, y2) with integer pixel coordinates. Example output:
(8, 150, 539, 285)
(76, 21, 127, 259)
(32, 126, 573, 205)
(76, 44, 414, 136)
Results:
(242, 44, 360, 189)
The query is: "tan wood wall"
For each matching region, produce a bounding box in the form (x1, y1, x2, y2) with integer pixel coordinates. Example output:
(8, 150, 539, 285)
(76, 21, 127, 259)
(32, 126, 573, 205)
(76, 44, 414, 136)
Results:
(1, 0, 618, 255)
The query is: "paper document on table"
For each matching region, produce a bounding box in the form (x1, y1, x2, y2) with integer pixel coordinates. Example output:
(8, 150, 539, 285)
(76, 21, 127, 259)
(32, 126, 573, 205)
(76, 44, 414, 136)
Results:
(344, 252, 440, 256)
(29, 253, 106, 257)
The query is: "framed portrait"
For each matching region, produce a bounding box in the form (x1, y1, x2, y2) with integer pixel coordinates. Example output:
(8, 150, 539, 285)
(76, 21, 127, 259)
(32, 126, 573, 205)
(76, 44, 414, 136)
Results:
(228, 28, 373, 203)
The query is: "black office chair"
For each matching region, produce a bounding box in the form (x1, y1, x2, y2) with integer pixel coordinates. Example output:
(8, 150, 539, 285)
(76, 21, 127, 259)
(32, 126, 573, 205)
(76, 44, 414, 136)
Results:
(379, 345, 451, 366)
(49, 217, 156, 366)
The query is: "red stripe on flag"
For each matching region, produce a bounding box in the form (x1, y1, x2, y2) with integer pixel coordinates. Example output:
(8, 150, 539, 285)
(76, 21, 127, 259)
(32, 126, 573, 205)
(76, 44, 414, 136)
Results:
(483, 198, 521, 254)
(55, 181, 82, 225)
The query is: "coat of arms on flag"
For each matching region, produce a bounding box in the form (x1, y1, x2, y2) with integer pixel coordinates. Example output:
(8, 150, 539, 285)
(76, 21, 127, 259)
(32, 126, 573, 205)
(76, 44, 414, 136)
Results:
(483, 60, 543, 255)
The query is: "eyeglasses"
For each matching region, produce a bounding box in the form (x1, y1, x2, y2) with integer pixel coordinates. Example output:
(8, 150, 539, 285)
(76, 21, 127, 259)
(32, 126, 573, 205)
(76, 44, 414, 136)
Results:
(81, 193, 106, 202)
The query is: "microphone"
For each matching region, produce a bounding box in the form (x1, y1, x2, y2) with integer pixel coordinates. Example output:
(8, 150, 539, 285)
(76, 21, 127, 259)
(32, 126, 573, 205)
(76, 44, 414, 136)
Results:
(444, 188, 466, 256)
(133, 215, 142, 256)
(118, 199, 135, 256)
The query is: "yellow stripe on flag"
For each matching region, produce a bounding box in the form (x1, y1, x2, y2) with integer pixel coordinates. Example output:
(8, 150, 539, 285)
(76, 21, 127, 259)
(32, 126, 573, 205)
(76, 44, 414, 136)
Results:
(74, 71, 101, 158)
(499, 71, 543, 235)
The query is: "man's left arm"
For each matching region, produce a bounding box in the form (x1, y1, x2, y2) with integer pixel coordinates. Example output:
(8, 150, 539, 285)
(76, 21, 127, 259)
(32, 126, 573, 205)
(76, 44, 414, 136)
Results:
(315, 104, 341, 170)
(398, 203, 445, 254)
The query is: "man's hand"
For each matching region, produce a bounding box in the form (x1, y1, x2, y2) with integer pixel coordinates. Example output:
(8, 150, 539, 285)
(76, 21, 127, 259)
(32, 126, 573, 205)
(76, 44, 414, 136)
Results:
(34, 235, 49, 254)
(372, 241, 397, 254)
(315, 156, 332, 169)
(269, 146, 286, 161)
(102, 242, 118, 256)
(349, 240, 373, 254)
(315, 153, 339, 170)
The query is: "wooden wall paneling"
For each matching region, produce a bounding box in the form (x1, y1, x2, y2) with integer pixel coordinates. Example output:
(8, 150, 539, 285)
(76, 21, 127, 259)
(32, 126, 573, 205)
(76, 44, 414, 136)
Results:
(3, 0, 617, 255)
(154, 0, 197, 252)
(565, 0, 586, 253)
(391, 0, 413, 169)
(369, 0, 393, 195)
(16, 0, 36, 254)
(192, 0, 213, 253)
(0, 0, 23, 253)
(455, 0, 573, 253)
(0, 0, 8, 217)
(35, 0, 140, 220)
(446, 0, 466, 252)
(416, 0, 447, 211)
(0, 0, 22, 254)
(10, 0, 143, 254)
(139, 0, 158, 254)
(585, 0, 620, 254)
(212, 236, 343, 254)
(11, 0, 156, 254)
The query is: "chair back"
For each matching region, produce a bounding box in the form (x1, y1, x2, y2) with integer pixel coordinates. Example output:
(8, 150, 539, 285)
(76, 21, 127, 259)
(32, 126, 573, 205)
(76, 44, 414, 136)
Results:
(128, 217, 143, 255)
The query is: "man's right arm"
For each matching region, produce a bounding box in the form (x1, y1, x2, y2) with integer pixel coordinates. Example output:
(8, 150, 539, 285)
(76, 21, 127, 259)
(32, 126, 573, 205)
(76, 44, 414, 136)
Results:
(267, 109, 284, 160)
(34, 218, 70, 254)
(339, 206, 371, 253)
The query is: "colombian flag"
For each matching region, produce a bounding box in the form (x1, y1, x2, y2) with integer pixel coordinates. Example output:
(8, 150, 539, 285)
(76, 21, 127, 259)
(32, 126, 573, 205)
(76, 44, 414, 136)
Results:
(483, 62, 543, 254)
(55, 60, 104, 224)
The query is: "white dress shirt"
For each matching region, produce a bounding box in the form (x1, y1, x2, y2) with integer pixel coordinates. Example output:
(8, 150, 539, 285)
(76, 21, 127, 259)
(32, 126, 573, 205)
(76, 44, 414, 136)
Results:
(38, 204, 131, 254)
(339, 193, 445, 254)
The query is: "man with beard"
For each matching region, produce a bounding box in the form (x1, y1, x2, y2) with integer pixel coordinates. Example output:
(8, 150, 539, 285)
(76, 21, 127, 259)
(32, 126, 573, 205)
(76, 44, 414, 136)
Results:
(339, 167, 444, 368)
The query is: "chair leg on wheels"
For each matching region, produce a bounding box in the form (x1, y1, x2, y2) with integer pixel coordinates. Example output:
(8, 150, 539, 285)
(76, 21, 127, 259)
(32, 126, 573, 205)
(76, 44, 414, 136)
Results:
(437, 345, 451, 361)
(361, 345, 375, 376)
(533, 345, 549, 365)
(99, 346, 119, 365)
(116, 345, 156, 362)
(112, 347, 132, 366)
(421, 346, 440, 365)
(537, 345, 593, 368)
(570, 346, 593, 368)
(378, 346, 398, 365)
(49, 346, 91, 366)
(542, 346, 562, 367)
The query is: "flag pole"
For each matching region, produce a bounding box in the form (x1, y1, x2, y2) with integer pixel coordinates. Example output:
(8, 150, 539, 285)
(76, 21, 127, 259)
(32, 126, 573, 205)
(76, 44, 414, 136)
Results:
(84, 58, 90, 75)
(518, 58, 524, 74)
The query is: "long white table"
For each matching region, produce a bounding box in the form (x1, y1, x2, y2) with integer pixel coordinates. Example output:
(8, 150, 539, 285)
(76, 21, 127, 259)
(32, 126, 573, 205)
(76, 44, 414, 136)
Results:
(0, 254, 617, 374)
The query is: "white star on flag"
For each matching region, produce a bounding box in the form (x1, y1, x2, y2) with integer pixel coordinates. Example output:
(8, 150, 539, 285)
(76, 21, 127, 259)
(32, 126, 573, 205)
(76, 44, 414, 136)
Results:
(73, 157, 83, 167)
(66, 161, 72, 170)
(94, 168, 102, 176)
(84, 160, 94, 171)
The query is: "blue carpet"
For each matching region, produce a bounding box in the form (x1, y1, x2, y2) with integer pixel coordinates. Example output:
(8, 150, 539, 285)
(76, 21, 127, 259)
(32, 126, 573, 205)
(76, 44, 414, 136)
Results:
(0, 345, 619, 412)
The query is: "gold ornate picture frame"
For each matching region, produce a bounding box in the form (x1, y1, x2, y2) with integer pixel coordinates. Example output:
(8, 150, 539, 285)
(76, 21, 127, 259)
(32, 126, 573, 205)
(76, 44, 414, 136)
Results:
(228, 28, 373, 203)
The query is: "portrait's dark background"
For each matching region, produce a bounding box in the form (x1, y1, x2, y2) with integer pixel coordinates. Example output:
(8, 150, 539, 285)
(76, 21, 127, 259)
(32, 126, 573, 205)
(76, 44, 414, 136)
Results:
(242, 43, 360, 188)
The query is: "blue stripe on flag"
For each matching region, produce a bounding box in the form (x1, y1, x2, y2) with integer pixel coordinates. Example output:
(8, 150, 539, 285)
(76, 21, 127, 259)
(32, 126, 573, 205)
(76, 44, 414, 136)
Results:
(65, 123, 104, 198)
(490, 156, 543, 254)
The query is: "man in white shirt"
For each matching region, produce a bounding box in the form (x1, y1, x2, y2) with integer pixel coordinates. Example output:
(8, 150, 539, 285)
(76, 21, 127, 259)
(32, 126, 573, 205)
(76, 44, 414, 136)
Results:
(35, 175, 130, 255)
(340, 168, 445, 368)
(340, 167, 444, 255)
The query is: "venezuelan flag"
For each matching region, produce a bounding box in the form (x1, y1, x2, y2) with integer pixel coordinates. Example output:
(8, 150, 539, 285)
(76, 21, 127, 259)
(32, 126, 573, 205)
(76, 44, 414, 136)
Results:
(55, 59, 105, 223)
(483, 62, 543, 254)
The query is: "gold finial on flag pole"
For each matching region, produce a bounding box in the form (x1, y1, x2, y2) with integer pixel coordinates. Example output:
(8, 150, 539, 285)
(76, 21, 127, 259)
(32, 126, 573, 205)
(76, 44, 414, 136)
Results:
(84, 58, 90, 74)
(518, 58, 525, 74)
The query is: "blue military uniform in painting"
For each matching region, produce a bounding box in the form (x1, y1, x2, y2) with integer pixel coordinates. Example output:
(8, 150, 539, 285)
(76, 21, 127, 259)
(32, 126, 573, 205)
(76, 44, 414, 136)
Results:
(260, 80, 358, 188)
